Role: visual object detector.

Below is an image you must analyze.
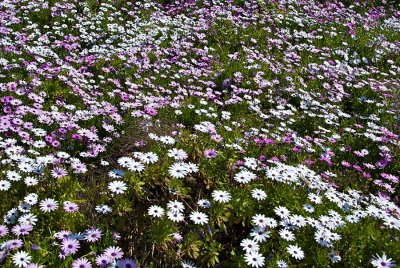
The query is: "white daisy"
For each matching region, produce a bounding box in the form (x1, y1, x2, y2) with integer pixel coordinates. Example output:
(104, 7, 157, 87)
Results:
(95, 205, 112, 214)
(118, 157, 134, 168)
(240, 239, 260, 253)
(159, 136, 175, 145)
(234, 170, 256, 184)
(212, 190, 231, 203)
(276, 260, 289, 268)
(181, 260, 196, 268)
(197, 199, 211, 208)
(167, 148, 188, 160)
(167, 211, 184, 222)
(0, 180, 11, 191)
(287, 245, 305, 260)
(186, 162, 199, 173)
(168, 163, 189, 179)
(251, 189, 267, 201)
(140, 152, 159, 164)
(24, 193, 39, 205)
(329, 250, 341, 263)
(12, 251, 31, 267)
(252, 214, 268, 228)
(108, 181, 127, 194)
(274, 206, 291, 219)
(371, 252, 396, 267)
(18, 213, 38, 226)
(167, 200, 185, 213)
(303, 204, 315, 213)
(7, 170, 21, 181)
(148, 205, 164, 218)
(24, 177, 38, 186)
(279, 229, 295, 241)
(127, 161, 145, 172)
(291, 215, 307, 228)
(244, 251, 265, 268)
(249, 226, 271, 243)
(189, 211, 209, 225)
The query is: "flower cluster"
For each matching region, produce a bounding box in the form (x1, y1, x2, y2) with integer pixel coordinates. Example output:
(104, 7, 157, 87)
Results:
(0, 0, 399, 267)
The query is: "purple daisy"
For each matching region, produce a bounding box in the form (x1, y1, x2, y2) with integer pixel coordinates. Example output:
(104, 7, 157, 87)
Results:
(54, 230, 72, 240)
(84, 228, 102, 243)
(95, 254, 111, 267)
(104, 246, 124, 260)
(0, 225, 9, 237)
(51, 167, 68, 179)
(72, 258, 92, 268)
(61, 239, 80, 255)
(203, 148, 218, 158)
(7, 239, 24, 250)
(119, 258, 138, 268)
(63, 201, 79, 213)
(11, 224, 33, 236)
(39, 198, 59, 212)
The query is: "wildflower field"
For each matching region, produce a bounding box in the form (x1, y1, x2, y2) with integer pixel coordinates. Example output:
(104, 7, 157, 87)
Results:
(1, 0, 400, 267)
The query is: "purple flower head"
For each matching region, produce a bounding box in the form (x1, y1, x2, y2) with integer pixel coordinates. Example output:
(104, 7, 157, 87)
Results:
(84, 228, 102, 243)
(11, 224, 33, 236)
(7, 239, 24, 250)
(292, 147, 302, 153)
(171, 232, 183, 243)
(112, 232, 121, 241)
(104, 246, 123, 260)
(95, 254, 111, 267)
(144, 107, 158, 116)
(304, 159, 314, 166)
(204, 149, 218, 158)
(71, 133, 82, 141)
(3, 106, 12, 113)
(321, 172, 330, 179)
(51, 167, 67, 179)
(236, 160, 244, 166)
(341, 161, 351, 168)
(222, 78, 231, 90)
(72, 258, 92, 268)
(8, 82, 17, 91)
(63, 201, 79, 213)
(353, 165, 362, 171)
(58, 128, 67, 134)
(44, 135, 53, 143)
(376, 159, 387, 169)
(0, 225, 9, 237)
(119, 258, 138, 268)
(363, 172, 371, 179)
(31, 244, 39, 251)
(61, 238, 80, 255)
(55, 230, 72, 240)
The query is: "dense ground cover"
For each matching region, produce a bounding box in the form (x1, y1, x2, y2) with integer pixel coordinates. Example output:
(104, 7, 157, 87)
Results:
(0, 0, 400, 267)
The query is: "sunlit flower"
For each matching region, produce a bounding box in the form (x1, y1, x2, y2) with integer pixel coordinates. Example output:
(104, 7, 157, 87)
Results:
(371, 252, 396, 268)
(148, 205, 165, 218)
(72, 258, 92, 268)
(39, 198, 59, 212)
(240, 239, 260, 253)
(189, 211, 209, 225)
(287, 245, 305, 260)
(211, 190, 231, 203)
(12, 251, 31, 267)
(108, 181, 127, 194)
(244, 251, 265, 267)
